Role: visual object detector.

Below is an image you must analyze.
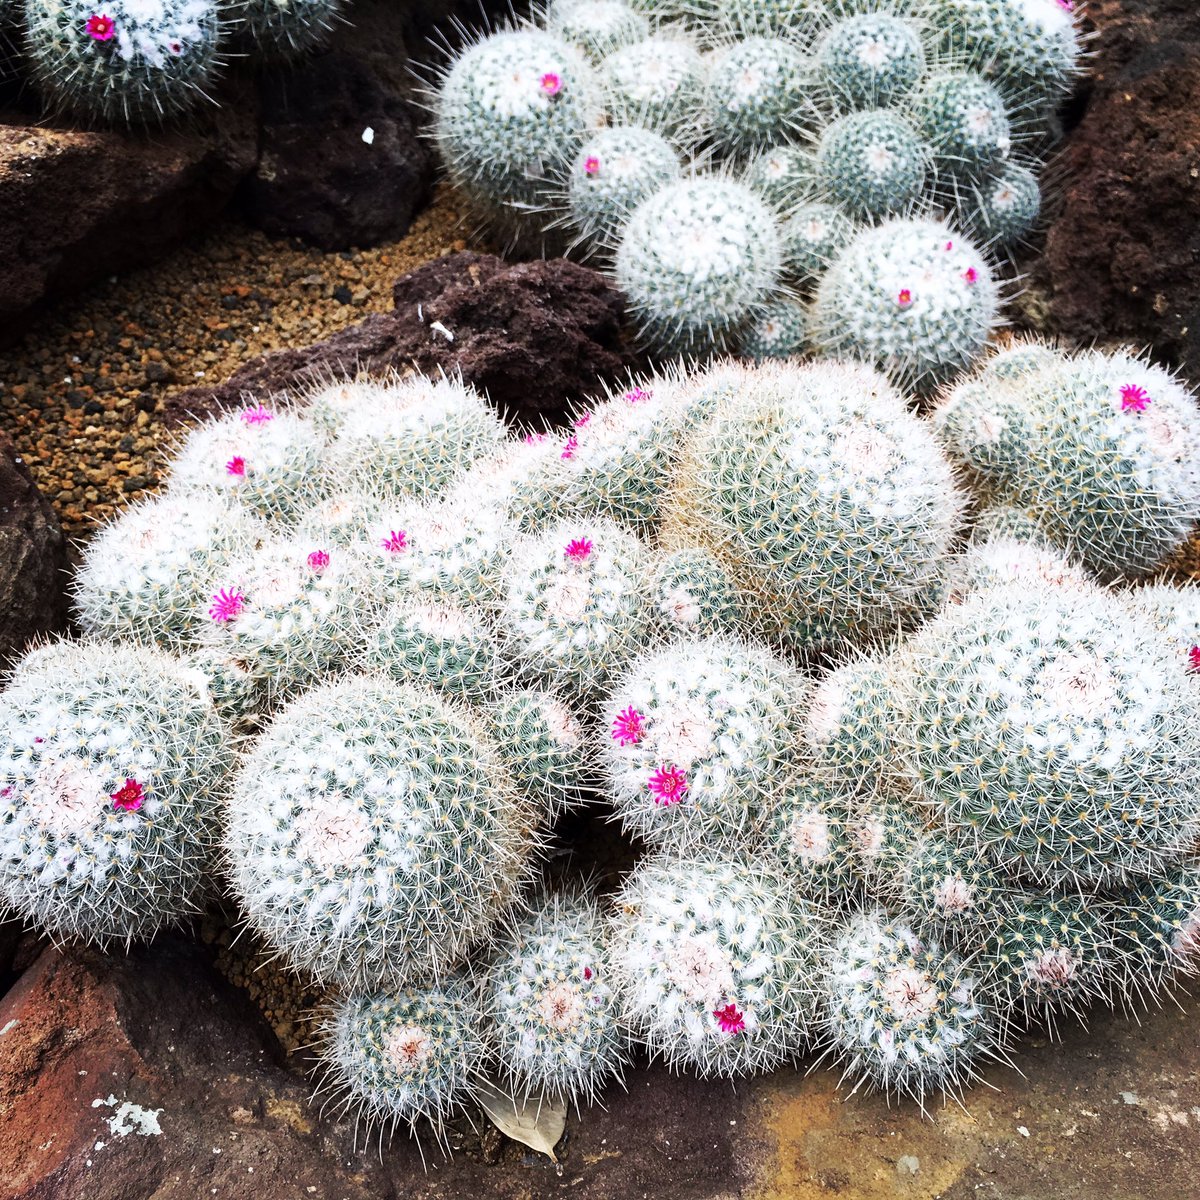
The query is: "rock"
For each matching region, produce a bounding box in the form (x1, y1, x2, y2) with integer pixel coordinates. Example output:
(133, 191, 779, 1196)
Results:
(165, 252, 638, 428)
(1039, 0, 1200, 365)
(0, 429, 68, 670)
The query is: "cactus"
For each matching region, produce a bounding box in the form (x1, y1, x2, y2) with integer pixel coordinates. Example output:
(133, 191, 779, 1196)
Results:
(611, 854, 824, 1077)
(545, 0, 650, 62)
(498, 517, 653, 698)
(713, 0, 823, 39)
(912, 69, 1012, 180)
(231, 0, 342, 60)
(957, 159, 1042, 247)
(289, 489, 379, 548)
(761, 774, 861, 905)
(444, 437, 566, 535)
(894, 582, 1200, 887)
(24, 0, 224, 123)
(648, 546, 743, 639)
(945, 532, 1099, 604)
(743, 141, 814, 212)
(615, 176, 783, 356)
(1127, 582, 1200, 663)
(780, 201, 858, 287)
(73, 491, 268, 650)
(225, 675, 539, 989)
(898, 832, 1001, 942)
(599, 34, 709, 145)
(0, 640, 231, 944)
(819, 911, 999, 1104)
(813, 11, 926, 110)
(599, 635, 806, 851)
(481, 892, 628, 1104)
(813, 109, 930, 221)
(317, 980, 486, 1146)
(847, 793, 927, 900)
(736, 298, 810, 361)
(812, 216, 1000, 389)
(182, 637, 264, 726)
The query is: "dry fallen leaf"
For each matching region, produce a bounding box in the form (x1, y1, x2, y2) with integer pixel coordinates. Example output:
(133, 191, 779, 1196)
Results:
(476, 1078, 567, 1162)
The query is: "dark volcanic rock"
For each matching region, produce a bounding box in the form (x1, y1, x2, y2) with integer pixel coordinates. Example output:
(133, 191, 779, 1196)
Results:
(0, 429, 68, 669)
(1040, 0, 1200, 366)
(165, 252, 637, 428)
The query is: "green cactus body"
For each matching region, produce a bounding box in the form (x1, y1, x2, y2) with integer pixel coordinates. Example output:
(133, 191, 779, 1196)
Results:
(814, 109, 929, 221)
(846, 793, 927, 900)
(600, 34, 709, 144)
(289, 489, 380, 548)
(231, 0, 342, 59)
(761, 774, 861, 905)
(743, 141, 814, 212)
(1128, 583, 1200, 666)
(737, 298, 810, 361)
(648, 546, 743, 640)
(546, 0, 650, 62)
(899, 833, 1001, 942)
(945, 533, 1099, 606)
(714, 0, 823, 39)
(912, 69, 1012, 179)
(445, 436, 567, 535)
(706, 35, 814, 157)
(0, 641, 231, 944)
(814, 12, 926, 110)
(780, 201, 858, 286)
(959, 159, 1042, 247)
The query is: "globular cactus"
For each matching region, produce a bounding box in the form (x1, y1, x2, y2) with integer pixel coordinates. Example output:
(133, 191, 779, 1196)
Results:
(819, 911, 999, 1104)
(669, 359, 964, 652)
(761, 774, 861, 905)
(736, 298, 810, 361)
(289, 489, 380, 548)
(743, 141, 813, 211)
(847, 793, 927, 900)
(317, 980, 486, 1147)
(780, 201, 858, 287)
(231, 0, 342, 60)
(610, 855, 824, 1077)
(898, 832, 1001, 943)
(812, 109, 930, 221)
(73, 490, 268, 650)
(445, 437, 566, 535)
(813, 217, 1000, 389)
(911, 69, 1012, 180)
(545, 0, 650, 63)
(713, 0, 822, 38)
(24, 0, 223, 123)
(481, 892, 628, 1104)
(1127, 582, 1200, 663)
(813, 11, 926, 110)
(304, 376, 392, 438)
(615, 176, 783, 356)
(499, 518, 653, 698)
(599, 34, 709, 145)
(945, 531, 1099, 604)
(648, 546, 743, 640)
(894, 582, 1200, 887)
(167, 402, 329, 522)
(182, 637, 264, 726)
(957, 159, 1042, 247)
(225, 675, 540, 989)
(484, 687, 592, 817)
(599, 635, 806, 851)
(0, 640, 231, 944)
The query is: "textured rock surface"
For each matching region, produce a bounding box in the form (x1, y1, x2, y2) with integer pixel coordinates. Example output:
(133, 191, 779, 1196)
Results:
(1041, 0, 1200, 367)
(0, 428, 68, 668)
(164, 252, 637, 428)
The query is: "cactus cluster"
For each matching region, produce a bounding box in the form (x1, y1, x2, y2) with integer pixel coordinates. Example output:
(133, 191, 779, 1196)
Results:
(432, 0, 1083, 374)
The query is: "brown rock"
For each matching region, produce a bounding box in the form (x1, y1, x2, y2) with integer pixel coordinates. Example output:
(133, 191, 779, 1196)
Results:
(165, 252, 638, 428)
(1040, 0, 1200, 365)
(0, 428, 68, 669)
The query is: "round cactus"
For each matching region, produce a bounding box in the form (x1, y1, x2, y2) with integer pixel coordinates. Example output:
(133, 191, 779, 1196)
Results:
(615, 176, 784, 356)
(812, 216, 1000, 389)
(761, 774, 861, 905)
(73, 490, 268, 650)
(231, 0, 342, 59)
(713, 0, 823, 38)
(736, 298, 810, 361)
(847, 793, 927, 900)
(813, 109, 930, 221)
(899, 832, 1001, 943)
(958, 159, 1042, 247)
(444, 437, 566, 535)
(912, 69, 1012, 179)
(599, 34, 709, 144)
(820, 911, 999, 1103)
(0, 640, 231, 944)
(780, 200, 858, 286)
(545, 0, 650, 62)
(1128, 582, 1200, 663)
(317, 980, 486, 1144)
(743, 141, 814, 212)
(813, 12, 926, 110)
(611, 855, 824, 1077)
(288, 488, 380, 548)
(225, 675, 539, 990)
(648, 546, 743, 639)
(945, 532, 1099, 604)
(24, 0, 224, 123)
(599, 635, 806, 851)
(482, 892, 628, 1104)
(182, 637, 264, 726)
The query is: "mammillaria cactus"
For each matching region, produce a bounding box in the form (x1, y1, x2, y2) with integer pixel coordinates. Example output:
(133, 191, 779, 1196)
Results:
(820, 912, 999, 1104)
(599, 635, 806, 851)
(0, 640, 231, 944)
(779, 201, 858, 287)
(743, 141, 813, 211)
(24, 0, 224, 123)
(481, 892, 628, 1104)
(898, 832, 1001, 942)
(545, 0, 650, 63)
(812, 109, 930, 221)
(611, 855, 824, 1077)
(912, 69, 1012, 180)
(848, 793, 928, 899)
(957, 159, 1042, 247)
(648, 545, 743, 639)
(225, 675, 540, 989)
(813, 11, 926, 110)
(705, 34, 812, 156)
(736, 298, 810, 361)
(760, 774, 861, 905)
(231, 0, 343, 59)
(599, 34, 709, 144)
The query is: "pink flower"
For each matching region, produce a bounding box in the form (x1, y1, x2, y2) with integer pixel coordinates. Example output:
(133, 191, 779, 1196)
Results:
(713, 1002, 745, 1035)
(583, 966, 594, 980)
(540, 72, 563, 97)
(944, 240, 954, 251)
(624, 386, 651, 405)
(573, 411, 592, 429)
(611, 706, 646, 747)
(896, 288, 913, 309)
(85, 13, 115, 40)
(1188, 646, 1200, 672)
(561, 434, 579, 460)
(226, 456, 246, 476)
(208, 587, 245, 623)
(584, 156, 601, 177)
(110, 778, 145, 813)
(962, 267, 979, 285)
(524, 432, 549, 445)
(1120, 383, 1152, 413)
(1057, 0, 1073, 9)
(564, 537, 593, 562)
(380, 529, 408, 553)
(647, 764, 687, 807)
(307, 549, 330, 572)
(240, 404, 274, 425)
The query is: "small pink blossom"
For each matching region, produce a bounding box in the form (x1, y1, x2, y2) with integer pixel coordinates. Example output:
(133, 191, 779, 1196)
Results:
(524, 432, 549, 445)
(647, 764, 688, 807)
(584, 156, 601, 177)
(713, 1002, 745, 1035)
(1057, 0, 1073, 10)
(1120, 383, 1152, 413)
(208, 587, 245, 622)
(86, 13, 115, 40)
(896, 288, 913, 309)
(611, 706, 646, 747)
(1188, 645, 1200, 672)
(624, 386, 651, 405)
(564, 537, 593, 562)
(573, 411, 592, 429)
(110, 778, 145, 813)
(540, 72, 563, 97)
(963, 267, 979, 285)
(33, 737, 43, 744)
(240, 404, 274, 425)
(307, 549, 330, 572)
(380, 529, 408, 554)
(583, 966, 594, 980)
(944, 240, 954, 251)
(561, 434, 579, 460)
(226, 456, 246, 476)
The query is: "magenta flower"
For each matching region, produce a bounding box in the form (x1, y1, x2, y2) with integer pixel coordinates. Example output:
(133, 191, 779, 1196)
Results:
(85, 13, 115, 40)
(585, 156, 601, 177)
(1057, 0, 1073, 9)
(583, 966, 594, 980)
(540, 72, 563, 97)
(564, 537, 593, 562)
(524, 432, 549, 445)
(624, 386, 651, 405)
(962, 267, 978, 285)
(1189, 646, 1200, 672)
(380, 529, 408, 554)
(1120, 383, 1152, 413)
(307, 549, 330, 572)
(647, 764, 687, 807)
(225, 456, 246, 476)
(208, 587, 245, 623)
(110, 778, 145, 813)
(561, 434, 579, 460)
(573, 412, 592, 429)
(240, 404, 274, 425)
(611, 706, 646, 747)
(713, 1002, 746, 1035)
(896, 288, 913, 309)
(944, 240, 954, 251)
